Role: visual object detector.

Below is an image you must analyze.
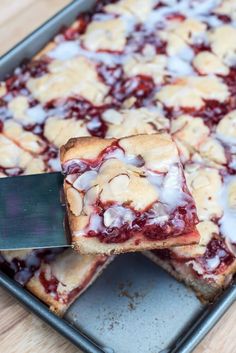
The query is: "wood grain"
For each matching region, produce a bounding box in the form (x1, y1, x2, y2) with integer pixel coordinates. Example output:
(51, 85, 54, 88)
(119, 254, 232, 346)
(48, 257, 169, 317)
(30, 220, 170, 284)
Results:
(0, 1, 235, 352)
(0, 0, 71, 56)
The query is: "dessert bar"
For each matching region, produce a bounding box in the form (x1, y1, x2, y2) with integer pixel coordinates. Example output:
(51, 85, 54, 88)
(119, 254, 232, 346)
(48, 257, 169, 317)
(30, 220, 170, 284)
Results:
(144, 169, 236, 302)
(61, 134, 199, 254)
(0, 249, 112, 315)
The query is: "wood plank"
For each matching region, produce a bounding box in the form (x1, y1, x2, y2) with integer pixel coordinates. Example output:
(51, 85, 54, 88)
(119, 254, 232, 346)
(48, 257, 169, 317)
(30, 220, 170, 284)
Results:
(0, 0, 71, 56)
(0, 1, 235, 352)
(0, 287, 79, 353)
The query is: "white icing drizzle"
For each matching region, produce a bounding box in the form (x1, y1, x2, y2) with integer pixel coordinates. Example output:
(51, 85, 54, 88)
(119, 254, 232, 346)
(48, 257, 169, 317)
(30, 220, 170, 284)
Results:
(103, 205, 135, 228)
(48, 157, 61, 171)
(219, 176, 236, 243)
(216, 132, 236, 146)
(73, 171, 98, 191)
(93, 13, 117, 22)
(74, 213, 103, 237)
(104, 147, 143, 167)
(186, 259, 218, 280)
(49, 39, 124, 65)
(138, 166, 184, 209)
(206, 256, 220, 270)
(229, 157, 236, 171)
(146, 203, 169, 225)
(63, 159, 87, 173)
(160, 165, 186, 210)
(177, 46, 195, 61)
(167, 56, 194, 76)
(89, 213, 103, 232)
(146, 170, 163, 189)
(48, 41, 80, 60)
(65, 173, 78, 184)
(63, 148, 141, 175)
(104, 147, 125, 160)
(86, 117, 102, 131)
(145, 0, 221, 31)
(26, 105, 47, 125)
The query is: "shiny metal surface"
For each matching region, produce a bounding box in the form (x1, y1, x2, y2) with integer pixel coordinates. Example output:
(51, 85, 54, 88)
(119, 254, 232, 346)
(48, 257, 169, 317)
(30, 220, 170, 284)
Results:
(0, 172, 70, 249)
(0, 270, 106, 353)
(66, 254, 205, 353)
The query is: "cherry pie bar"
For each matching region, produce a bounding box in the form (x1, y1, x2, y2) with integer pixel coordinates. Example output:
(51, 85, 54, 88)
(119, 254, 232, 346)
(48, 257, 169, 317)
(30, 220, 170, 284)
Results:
(0, 248, 112, 315)
(0, 0, 236, 304)
(144, 169, 236, 302)
(61, 134, 199, 255)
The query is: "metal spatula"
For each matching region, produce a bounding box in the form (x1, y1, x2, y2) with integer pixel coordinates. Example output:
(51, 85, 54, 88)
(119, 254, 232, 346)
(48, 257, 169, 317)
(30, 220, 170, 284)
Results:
(0, 172, 71, 250)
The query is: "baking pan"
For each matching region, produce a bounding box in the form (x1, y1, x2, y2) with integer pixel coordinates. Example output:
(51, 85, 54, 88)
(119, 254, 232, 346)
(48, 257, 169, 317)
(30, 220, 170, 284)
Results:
(1, 1, 236, 352)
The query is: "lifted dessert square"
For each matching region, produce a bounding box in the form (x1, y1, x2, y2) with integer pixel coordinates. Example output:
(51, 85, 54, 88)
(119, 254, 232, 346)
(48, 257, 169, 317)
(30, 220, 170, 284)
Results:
(61, 134, 200, 255)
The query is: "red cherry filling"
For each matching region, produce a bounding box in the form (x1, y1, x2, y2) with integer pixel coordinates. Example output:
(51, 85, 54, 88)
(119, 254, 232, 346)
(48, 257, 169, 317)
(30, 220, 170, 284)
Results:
(4, 59, 49, 98)
(62, 14, 91, 40)
(21, 59, 49, 78)
(152, 237, 235, 277)
(5, 75, 28, 97)
(197, 238, 235, 275)
(0, 166, 23, 177)
(45, 97, 92, 118)
(113, 75, 155, 105)
(87, 117, 108, 137)
(126, 25, 167, 54)
(0, 249, 64, 286)
(63, 143, 120, 174)
(216, 14, 231, 23)
(197, 100, 231, 128)
(164, 98, 235, 130)
(97, 64, 124, 95)
(143, 205, 198, 239)
(223, 67, 236, 95)
(45, 97, 110, 138)
(39, 271, 59, 299)
(38, 257, 108, 304)
(86, 202, 198, 244)
(151, 249, 171, 261)
(166, 13, 186, 21)
(191, 43, 211, 54)
(66, 257, 108, 303)
(98, 63, 156, 107)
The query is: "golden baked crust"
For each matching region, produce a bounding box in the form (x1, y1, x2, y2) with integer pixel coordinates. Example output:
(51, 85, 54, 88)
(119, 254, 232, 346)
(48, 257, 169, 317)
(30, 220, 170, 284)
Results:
(72, 231, 199, 255)
(103, 108, 170, 138)
(60, 136, 115, 164)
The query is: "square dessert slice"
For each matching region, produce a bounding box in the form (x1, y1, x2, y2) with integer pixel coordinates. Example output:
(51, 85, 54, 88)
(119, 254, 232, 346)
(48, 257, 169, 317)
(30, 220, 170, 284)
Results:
(60, 134, 200, 255)
(0, 249, 113, 315)
(144, 172, 236, 303)
(143, 232, 236, 303)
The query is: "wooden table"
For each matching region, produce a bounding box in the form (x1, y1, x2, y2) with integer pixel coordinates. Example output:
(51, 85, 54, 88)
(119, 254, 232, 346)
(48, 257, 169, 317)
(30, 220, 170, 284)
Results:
(0, 1, 235, 352)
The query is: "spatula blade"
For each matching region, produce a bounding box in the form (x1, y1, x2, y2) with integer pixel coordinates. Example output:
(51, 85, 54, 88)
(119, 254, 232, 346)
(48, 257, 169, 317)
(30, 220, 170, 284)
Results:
(0, 172, 70, 250)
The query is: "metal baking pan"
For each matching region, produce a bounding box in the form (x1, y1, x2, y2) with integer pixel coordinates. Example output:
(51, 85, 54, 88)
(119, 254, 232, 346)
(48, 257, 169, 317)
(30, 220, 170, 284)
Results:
(1, 1, 236, 352)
